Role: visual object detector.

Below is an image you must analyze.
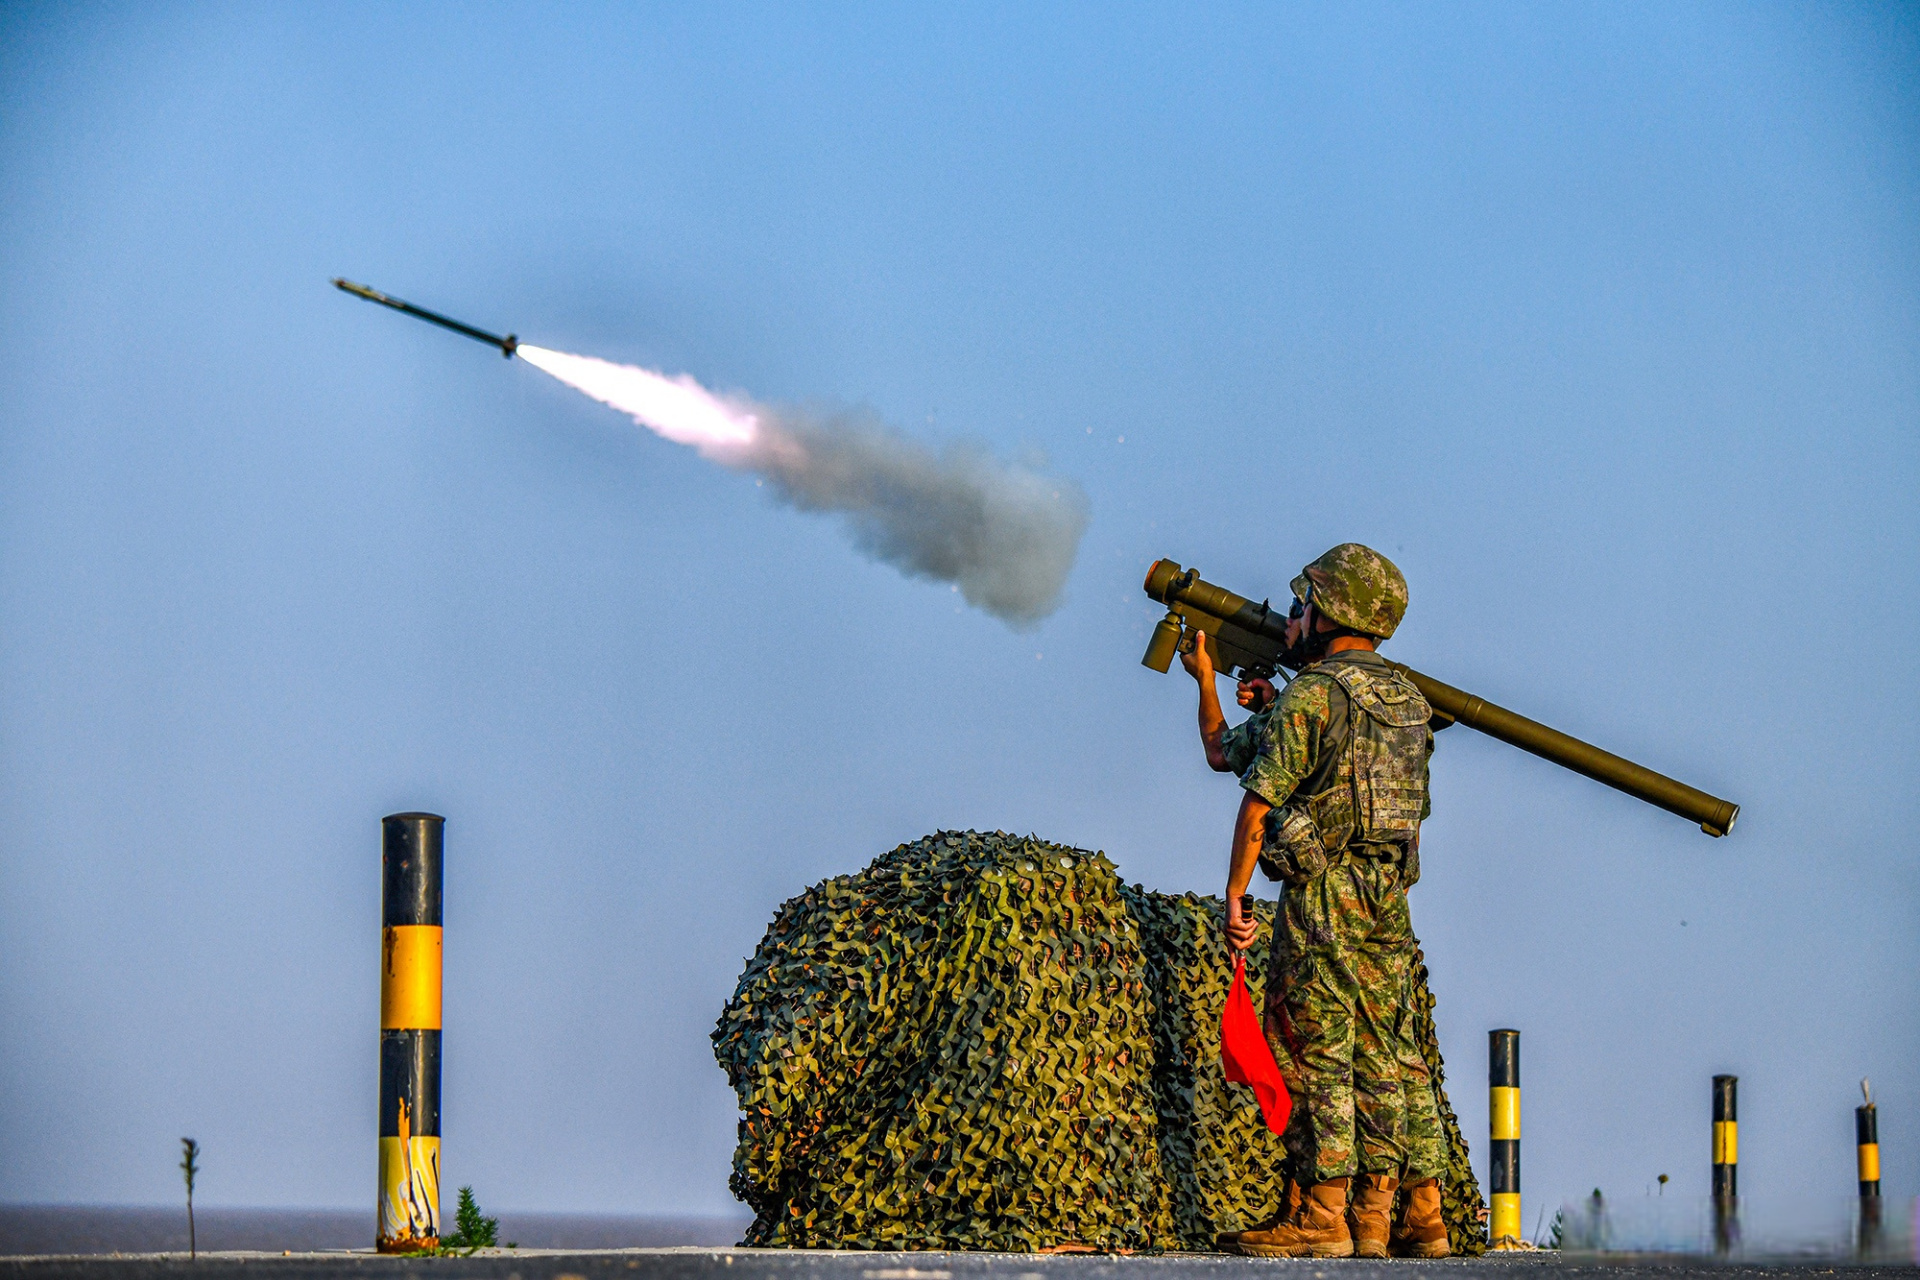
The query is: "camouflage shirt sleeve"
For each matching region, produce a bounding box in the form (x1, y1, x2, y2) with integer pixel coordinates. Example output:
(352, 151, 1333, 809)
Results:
(1240, 674, 1339, 809)
(1219, 708, 1270, 778)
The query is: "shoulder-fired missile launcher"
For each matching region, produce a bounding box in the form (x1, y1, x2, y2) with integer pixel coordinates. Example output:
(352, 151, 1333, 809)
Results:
(1141, 559, 1739, 836)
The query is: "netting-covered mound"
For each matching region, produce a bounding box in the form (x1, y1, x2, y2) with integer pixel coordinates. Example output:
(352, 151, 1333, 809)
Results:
(713, 830, 1483, 1252)
(710, 831, 1167, 1250)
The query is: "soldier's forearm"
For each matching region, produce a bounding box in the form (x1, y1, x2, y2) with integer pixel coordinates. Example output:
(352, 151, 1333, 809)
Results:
(1227, 791, 1268, 900)
(1197, 676, 1231, 771)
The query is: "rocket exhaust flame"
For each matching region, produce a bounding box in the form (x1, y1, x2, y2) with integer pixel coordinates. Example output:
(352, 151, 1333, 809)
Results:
(333, 279, 1086, 624)
(515, 345, 759, 452)
(518, 345, 1087, 626)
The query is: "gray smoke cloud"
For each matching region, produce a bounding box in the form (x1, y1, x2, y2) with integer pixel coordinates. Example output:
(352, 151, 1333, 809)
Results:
(733, 412, 1089, 627)
(510, 344, 1086, 625)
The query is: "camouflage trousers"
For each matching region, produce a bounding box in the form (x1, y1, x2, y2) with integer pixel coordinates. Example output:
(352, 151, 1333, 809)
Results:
(1262, 853, 1445, 1183)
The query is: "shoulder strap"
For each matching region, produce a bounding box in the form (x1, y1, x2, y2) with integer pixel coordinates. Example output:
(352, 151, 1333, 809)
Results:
(1294, 669, 1351, 797)
(1324, 659, 1432, 727)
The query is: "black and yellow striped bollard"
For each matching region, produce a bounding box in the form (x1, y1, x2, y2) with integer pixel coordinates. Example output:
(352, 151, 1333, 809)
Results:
(1857, 1082, 1880, 1254)
(378, 813, 444, 1253)
(1712, 1074, 1738, 1254)
(1488, 1029, 1521, 1248)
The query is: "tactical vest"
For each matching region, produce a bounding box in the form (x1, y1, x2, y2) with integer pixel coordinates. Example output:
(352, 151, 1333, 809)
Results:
(1260, 658, 1433, 886)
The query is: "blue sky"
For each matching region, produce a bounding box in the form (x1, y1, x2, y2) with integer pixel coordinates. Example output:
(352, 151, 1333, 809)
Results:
(2, 1, 1915, 1238)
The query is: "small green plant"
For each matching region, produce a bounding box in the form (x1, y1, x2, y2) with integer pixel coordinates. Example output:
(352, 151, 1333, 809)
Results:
(438, 1186, 499, 1254)
(179, 1137, 200, 1259)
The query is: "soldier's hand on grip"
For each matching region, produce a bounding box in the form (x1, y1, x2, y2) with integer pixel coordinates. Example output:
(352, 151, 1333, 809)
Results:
(1236, 677, 1276, 711)
(1179, 628, 1215, 683)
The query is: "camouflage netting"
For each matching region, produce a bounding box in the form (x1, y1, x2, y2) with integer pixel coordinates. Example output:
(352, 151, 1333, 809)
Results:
(1118, 886, 1290, 1245)
(713, 830, 1484, 1253)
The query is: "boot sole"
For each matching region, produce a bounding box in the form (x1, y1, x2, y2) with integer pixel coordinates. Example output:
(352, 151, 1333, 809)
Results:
(1354, 1241, 1389, 1259)
(1238, 1239, 1355, 1259)
(1390, 1242, 1451, 1258)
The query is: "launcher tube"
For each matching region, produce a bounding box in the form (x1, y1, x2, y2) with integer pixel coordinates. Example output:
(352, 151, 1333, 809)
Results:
(1388, 665, 1739, 837)
(1142, 558, 1739, 836)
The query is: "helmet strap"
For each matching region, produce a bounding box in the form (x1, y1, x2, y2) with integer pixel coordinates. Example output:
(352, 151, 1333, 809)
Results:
(1277, 602, 1330, 669)
(1280, 603, 1374, 669)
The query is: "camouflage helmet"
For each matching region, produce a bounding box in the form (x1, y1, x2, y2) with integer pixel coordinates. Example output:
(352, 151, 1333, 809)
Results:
(1290, 543, 1408, 639)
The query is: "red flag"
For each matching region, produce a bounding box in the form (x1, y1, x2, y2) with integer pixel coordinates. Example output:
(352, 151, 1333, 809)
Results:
(1220, 953, 1291, 1135)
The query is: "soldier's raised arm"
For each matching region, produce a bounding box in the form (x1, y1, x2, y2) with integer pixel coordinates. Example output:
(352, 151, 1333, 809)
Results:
(1181, 629, 1236, 772)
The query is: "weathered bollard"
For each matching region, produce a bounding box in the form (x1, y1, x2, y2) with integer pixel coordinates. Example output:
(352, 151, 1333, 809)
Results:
(1712, 1074, 1738, 1254)
(1488, 1030, 1521, 1248)
(1857, 1081, 1881, 1254)
(379, 813, 444, 1252)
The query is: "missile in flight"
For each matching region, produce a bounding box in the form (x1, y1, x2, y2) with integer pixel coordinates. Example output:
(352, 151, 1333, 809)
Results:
(333, 278, 518, 358)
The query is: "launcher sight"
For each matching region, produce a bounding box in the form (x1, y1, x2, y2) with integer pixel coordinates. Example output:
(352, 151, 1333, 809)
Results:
(1142, 558, 1739, 837)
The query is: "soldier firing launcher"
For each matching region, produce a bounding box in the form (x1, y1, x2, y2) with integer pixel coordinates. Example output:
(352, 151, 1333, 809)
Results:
(1141, 558, 1739, 836)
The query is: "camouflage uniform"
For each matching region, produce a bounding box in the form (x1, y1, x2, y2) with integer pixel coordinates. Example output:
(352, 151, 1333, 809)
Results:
(1220, 708, 1270, 779)
(1234, 547, 1447, 1187)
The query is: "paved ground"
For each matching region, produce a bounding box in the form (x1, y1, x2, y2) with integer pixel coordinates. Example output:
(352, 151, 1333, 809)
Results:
(0, 1212, 752, 1257)
(1, 1247, 1912, 1280)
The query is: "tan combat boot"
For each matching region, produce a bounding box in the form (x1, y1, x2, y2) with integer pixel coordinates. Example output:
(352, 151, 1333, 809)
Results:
(1347, 1174, 1398, 1259)
(1237, 1178, 1354, 1258)
(1389, 1177, 1451, 1258)
(1214, 1179, 1299, 1252)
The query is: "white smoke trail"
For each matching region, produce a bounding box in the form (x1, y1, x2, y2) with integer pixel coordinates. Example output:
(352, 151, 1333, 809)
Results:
(516, 345, 1087, 626)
